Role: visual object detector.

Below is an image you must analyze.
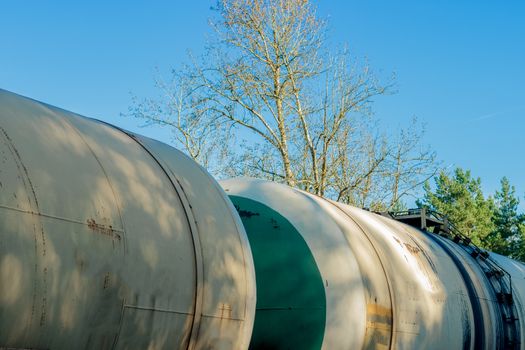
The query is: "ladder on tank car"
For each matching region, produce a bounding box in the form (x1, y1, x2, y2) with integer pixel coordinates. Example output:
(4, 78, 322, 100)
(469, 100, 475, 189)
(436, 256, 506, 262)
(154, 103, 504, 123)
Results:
(386, 208, 521, 349)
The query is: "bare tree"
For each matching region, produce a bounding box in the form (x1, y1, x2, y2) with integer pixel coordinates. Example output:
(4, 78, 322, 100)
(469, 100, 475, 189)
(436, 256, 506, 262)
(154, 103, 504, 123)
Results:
(382, 120, 438, 209)
(127, 70, 236, 174)
(126, 0, 437, 208)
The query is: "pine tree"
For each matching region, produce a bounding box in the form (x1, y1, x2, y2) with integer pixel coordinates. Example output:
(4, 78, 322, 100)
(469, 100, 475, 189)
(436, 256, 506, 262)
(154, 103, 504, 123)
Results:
(418, 168, 495, 247)
(517, 223, 525, 261)
(487, 177, 525, 260)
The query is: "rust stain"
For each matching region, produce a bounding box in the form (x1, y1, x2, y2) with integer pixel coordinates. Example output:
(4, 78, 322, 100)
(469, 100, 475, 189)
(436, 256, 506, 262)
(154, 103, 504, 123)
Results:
(87, 218, 121, 241)
(40, 267, 48, 327)
(367, 303, 393, 319)
(0, 126, 50, 332)
(366, 304, 393, 328)
(0, 126, 40, 212)
(103, 272, 111, 289)
(219, 303, 232, 319)
(29, 261, 37, 327)
(365, 303, 392, 347)
(404, 243, 421, 254)
(393, 235, 421, 255)
(40, 226, 47, 257)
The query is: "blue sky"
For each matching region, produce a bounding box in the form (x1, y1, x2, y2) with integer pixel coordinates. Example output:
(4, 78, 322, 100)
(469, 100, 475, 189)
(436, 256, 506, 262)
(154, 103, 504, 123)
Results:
(1, 1, 524, 204)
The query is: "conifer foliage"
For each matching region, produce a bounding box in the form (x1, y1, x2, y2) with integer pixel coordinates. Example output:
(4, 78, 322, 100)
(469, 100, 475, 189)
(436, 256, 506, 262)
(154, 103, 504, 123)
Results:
(419, 168, 525, 261)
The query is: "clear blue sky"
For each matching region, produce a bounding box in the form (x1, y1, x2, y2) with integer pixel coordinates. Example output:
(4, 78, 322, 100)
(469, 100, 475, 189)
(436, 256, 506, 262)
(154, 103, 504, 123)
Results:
(2, 1, 524, 204)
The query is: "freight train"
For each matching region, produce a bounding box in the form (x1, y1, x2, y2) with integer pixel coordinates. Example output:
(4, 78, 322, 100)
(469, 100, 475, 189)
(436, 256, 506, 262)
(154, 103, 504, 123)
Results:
(0, 89, 524, 349)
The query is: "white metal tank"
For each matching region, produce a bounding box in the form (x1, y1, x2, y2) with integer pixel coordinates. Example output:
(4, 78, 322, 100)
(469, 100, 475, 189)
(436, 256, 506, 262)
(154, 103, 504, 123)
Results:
(0, 89, 256, 350)
(2, 89, 524, 349)
(220, 177, 525, 350)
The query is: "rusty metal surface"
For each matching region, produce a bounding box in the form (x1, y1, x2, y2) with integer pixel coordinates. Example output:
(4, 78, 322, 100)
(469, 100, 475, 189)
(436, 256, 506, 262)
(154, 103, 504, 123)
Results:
(357, 209, 481, 350)
(221, 178, 525, 350)
(0, 89, 255, 350)
(1, 87, 523, 349)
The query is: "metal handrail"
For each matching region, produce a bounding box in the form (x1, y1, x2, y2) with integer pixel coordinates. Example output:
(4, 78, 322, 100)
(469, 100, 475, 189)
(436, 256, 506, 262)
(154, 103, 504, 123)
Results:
(390, 207, 512, 281)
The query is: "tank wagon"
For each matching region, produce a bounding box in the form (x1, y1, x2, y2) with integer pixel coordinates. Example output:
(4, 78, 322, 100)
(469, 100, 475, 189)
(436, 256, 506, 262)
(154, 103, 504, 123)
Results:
(0, 89, 256, 349)
(1, 89, 524, 349)
(221, 178, 525, 350)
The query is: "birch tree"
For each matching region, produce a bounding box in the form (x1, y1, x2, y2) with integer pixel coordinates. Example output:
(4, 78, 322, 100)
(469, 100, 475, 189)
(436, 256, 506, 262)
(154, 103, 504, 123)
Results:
(126, 0, 437, 208)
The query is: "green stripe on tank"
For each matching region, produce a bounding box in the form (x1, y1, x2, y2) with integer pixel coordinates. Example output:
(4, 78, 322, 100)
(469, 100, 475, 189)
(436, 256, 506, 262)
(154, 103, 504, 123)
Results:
(229, 195, 326, 350)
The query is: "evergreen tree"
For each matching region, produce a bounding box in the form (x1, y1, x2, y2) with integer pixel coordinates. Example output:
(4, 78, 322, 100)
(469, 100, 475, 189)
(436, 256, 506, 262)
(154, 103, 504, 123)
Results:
(487, 177, 525, 260)
(517, 223, 525, 262)
(418, 168, 495, 247)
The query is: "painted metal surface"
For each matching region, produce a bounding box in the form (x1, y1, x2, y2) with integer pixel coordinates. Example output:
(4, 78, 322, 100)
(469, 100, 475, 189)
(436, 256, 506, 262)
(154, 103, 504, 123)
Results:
(491, 254, 525, 349)
(229, 195, 326, 349)
(0, 89, 256, 350)
(1, 88, 524, 349)
(221, 178, 371, 350)
(221, 178, 525, 350)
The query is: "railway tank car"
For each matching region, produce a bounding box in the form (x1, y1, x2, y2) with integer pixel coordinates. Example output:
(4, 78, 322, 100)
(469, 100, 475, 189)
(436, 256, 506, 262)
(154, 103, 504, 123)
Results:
(220, 178, 525, 350)
(0, 89, 256, 350)
(1, 89, 525, 350)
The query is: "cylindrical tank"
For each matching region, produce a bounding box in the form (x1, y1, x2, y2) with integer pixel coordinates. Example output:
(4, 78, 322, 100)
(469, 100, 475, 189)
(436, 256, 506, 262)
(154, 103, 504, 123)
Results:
(2, 89, 524, 350)
(220, 177, 525, 350)
(0, 89, 256, 350)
